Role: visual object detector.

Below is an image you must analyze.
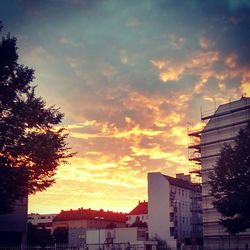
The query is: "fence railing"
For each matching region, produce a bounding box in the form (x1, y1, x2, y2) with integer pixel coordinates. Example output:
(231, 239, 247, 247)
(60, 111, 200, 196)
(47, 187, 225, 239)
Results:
(0, 244, 157, 250)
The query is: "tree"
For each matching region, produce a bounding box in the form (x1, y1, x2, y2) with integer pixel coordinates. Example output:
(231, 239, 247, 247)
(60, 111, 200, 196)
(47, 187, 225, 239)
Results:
(52, 227, 68, 244)
(130, 216, 148, 228)
(27, 222, 53, 245)
(0, 23, 73, 214)
(149, 236, 169, 250)
(209, 122, 250, 234)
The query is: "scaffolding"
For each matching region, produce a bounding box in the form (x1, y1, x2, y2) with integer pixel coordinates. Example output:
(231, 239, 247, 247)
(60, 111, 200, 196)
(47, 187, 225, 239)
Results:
(187, 122, 203, 183)
(188, 97, 250, 249)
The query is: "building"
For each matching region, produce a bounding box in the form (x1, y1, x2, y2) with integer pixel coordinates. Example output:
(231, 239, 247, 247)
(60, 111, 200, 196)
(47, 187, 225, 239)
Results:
(53, 208, 127, 246)
(148, 172, 202, 249)
(86, 227, 157, 250)
(0, 198, 28, 246)
(188, 97, 250, 249)
(127, 200, 148, 227)
(28, 213, 57, 233)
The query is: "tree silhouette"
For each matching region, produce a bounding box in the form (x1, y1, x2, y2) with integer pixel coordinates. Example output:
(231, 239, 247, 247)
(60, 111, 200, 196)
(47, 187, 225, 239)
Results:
(0, 23, 73, 213)
(27, 223, 53, 245)
(52, 227, 68, 244)
(209, 122, 250, 234)
(130, 216, 148, 228)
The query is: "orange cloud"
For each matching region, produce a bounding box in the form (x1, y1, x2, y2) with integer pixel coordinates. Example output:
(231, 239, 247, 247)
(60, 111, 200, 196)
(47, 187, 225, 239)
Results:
(241, 82, 250, 96)
(151, 50, 219, 84)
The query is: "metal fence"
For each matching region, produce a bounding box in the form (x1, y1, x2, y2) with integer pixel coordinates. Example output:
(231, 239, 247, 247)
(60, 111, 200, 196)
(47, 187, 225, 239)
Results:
(5, 244, 245, 250)
(0, 244, 155, 250)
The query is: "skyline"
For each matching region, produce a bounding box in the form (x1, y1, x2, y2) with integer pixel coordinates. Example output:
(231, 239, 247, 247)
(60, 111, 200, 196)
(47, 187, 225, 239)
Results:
(1, 0, 250, 214)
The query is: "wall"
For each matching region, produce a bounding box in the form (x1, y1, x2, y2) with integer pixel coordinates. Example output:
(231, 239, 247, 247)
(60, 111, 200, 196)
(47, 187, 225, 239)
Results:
(148, 172, 176, 248)
(86, 227, 147, 244)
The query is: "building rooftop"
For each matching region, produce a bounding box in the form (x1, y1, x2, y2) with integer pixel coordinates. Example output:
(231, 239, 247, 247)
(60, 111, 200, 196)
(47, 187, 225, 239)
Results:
(202, 96, 250, 120)
(164, 175, 194, 190)
(53, 208, 127, 222)
(128, 201, 148, 215)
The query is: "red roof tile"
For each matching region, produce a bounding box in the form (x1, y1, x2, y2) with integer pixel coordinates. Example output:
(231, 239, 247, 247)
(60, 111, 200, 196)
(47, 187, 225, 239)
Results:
(53, 208, 127, 222)
(128, 201, 148, 215)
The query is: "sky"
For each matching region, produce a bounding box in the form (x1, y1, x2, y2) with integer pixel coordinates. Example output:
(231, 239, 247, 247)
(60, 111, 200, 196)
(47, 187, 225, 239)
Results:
(1, 0, 250, 214)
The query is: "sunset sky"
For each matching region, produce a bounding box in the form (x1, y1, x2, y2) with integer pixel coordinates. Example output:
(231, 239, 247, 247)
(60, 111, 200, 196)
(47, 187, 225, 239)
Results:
(1, 0, 250, 214)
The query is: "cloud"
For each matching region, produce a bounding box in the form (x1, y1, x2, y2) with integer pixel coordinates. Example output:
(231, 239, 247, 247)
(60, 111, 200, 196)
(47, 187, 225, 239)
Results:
(241, 82, 250, 96)
(150, 50, 219, 83)
(4, 0, 249, 214)
(199, 35, 212, 49)
(168, 33, 185, 49)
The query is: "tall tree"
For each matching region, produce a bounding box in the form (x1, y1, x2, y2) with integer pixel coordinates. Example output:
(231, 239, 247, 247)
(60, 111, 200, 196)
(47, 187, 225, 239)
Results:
(0, 23, 73, 214)
(209, 122, 250, 234)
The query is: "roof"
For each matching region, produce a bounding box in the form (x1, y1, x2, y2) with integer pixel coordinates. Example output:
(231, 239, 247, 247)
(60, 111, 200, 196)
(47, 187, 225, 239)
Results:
(128, 201, 148, 215)
(53, 208, 127, 222)
(164, 175, 193, 190)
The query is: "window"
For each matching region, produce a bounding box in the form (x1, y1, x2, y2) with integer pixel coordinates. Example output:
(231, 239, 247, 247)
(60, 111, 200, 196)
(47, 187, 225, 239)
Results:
(170, 212, 174, 222)
(170, 227, 174, 237)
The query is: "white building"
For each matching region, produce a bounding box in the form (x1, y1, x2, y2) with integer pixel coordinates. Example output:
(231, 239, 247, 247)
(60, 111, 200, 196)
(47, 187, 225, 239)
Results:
(28, 213, 57, 233)
(86, 227, 157, 250)
(127, 200, 148, 227)
(148, 172, 202, 249)
(188, 97, 250, 249)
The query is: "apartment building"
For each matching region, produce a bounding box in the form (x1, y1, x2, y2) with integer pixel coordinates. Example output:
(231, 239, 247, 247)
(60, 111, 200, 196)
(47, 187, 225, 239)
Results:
(148, 172, 202, 249)
(188, 97, 250, 249)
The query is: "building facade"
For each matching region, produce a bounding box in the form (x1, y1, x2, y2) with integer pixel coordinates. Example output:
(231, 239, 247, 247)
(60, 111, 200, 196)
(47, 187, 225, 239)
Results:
(53, 208, 127, 246)
(148, 172, 202, 249)
(188, 97, 250, 249)
(28, 213, 57, 233)
(126, 200, 148, 227)
(86, 227, 157, 250)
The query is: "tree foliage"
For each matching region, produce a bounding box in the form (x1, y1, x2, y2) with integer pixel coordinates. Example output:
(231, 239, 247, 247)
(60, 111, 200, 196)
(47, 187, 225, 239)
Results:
(149, 236, 169, 250)
(209, 122, 250, 234)
(130, 216, 148, 228)
(52, 227, 68, 244)
(0, 23, 73, 213)
(27, 223, 53, 245)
